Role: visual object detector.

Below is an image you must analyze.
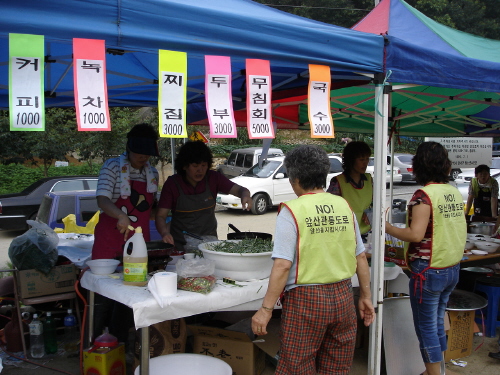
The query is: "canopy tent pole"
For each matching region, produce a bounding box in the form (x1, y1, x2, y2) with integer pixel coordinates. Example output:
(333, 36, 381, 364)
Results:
(368, 74, 389, 375)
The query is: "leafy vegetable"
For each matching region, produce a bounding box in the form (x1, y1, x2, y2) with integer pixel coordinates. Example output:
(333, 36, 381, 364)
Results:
(207, 238, 273, 254)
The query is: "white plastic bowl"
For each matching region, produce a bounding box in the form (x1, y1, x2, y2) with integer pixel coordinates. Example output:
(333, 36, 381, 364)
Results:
(471, 249, 488, 256)
(198, 240, 272, 281)
(468, 234, 491, 241)
(464, 241, 475, 250)
(87, 259, 120, 275)
(474, 242, 499, 253)
(134, 353, 232, 375)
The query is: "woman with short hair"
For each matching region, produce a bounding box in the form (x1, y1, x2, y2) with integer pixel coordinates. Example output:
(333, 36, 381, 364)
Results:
(252, 145, 375, 374)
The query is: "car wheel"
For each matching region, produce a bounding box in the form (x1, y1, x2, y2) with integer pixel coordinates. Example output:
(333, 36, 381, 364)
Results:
(251, 194, 268, 215)
(451, 169, 460, 180)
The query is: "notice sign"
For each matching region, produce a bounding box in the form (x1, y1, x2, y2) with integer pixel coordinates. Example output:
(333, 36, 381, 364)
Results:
(9, 33, 45, 131)
(425, 137, 492, 168)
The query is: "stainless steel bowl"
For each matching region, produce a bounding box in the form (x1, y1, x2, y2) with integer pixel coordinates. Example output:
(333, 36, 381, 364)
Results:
(468, 222, 496, 236)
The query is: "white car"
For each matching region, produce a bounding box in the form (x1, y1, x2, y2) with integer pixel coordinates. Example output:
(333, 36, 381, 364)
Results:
(217, 155, 343, 214)
(366, 157, 403, 185)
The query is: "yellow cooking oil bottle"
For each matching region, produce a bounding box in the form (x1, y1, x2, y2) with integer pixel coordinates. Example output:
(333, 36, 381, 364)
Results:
(123, 226, 148, 286)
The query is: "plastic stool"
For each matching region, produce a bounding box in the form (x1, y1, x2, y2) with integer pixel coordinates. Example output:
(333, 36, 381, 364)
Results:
(474, 276, 500, 338)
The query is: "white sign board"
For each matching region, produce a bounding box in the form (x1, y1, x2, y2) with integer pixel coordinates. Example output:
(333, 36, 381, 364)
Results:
(425, 137, 492, 168)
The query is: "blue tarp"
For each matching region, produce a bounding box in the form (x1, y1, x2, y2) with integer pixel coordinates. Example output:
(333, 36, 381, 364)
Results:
(0, 0, 384, 123)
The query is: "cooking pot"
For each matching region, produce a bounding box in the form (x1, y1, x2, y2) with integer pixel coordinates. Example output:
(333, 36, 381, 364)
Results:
(226, 223, 272, 241)
(468, 222, 496, 236)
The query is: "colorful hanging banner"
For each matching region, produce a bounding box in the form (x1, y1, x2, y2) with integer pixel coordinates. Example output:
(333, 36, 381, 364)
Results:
(159, 50, 187, 138)
(308, 64, 334, 138)
(205, 56, 236, 138)
(246, 59, 274, 139)
(73, 38, 110, 131)
(9, 33, 45, 131)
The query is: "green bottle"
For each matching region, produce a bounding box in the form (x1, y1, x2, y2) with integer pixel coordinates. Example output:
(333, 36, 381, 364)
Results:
(43, 312, 58, 354)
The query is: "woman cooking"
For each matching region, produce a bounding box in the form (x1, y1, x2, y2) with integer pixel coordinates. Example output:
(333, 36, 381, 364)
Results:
(156, 141, 252, 251)
(92, 123, 159, 344)
(385, 142, 466, 375)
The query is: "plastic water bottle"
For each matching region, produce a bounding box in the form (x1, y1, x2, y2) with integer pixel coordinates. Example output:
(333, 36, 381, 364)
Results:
(63, 309, 79, 353)
(44, 312, 58, 354)
(29, 314, 44, 358)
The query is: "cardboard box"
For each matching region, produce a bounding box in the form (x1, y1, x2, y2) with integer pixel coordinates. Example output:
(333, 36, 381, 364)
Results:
(189, 325, 265, 375)
(17, 264, 77, 298)
(253, 318, 281, 366)
(444, 310, 475, 361)
(83, 343, 126, 375)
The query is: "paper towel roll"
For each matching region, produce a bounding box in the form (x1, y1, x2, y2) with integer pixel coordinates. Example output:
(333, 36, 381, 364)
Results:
(154, 272, 177, 297)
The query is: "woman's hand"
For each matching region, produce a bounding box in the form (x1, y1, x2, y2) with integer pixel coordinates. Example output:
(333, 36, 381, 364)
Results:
(251, 307, 272, 336)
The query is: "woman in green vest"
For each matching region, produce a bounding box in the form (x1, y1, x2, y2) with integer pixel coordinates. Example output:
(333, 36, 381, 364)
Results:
(386, 142, 466, 375)
(327, 141, 373, 235)
(251, 145, 375, 374)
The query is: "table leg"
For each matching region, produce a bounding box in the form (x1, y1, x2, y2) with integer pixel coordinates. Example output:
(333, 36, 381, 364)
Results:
(140, 327, 149, 375)
(88, 291, 94, 347)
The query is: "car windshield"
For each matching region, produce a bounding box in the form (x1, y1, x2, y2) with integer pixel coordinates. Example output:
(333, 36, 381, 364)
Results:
(243, 160, 282, 178)
(368, 158, 374, 166)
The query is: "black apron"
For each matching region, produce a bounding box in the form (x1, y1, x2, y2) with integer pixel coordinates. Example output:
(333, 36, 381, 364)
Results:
(170, 177, 218, 251)
(473, 185, 492, 217)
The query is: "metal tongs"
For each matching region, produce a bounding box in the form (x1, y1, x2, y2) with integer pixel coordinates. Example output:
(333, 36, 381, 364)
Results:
(182, 230, 204, 240)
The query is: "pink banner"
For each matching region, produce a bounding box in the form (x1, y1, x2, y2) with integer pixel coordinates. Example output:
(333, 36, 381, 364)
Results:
(205, 56, 236, 138)
(73, 38, 110, 131)
(246, 59, 274, 139)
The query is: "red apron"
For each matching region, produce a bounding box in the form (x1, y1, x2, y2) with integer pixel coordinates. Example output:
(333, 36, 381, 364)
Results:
(92, 180, 153, 260)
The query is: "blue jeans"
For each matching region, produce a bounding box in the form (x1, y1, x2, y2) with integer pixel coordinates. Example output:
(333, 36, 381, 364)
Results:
(409, 259, 460, 363)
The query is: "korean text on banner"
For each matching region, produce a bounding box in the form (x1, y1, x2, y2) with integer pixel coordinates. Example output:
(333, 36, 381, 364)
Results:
(159, 50, 187, 138)
(246, 59, 274, 139)
(73, 38, 110, 131)
(205, 56, 236, 138)
(308, 65, 334, 139)
(9, 33, 45, 131)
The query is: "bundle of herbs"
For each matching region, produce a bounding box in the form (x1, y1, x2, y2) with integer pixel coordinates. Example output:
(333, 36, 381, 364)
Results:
(206, 238, 273, 254)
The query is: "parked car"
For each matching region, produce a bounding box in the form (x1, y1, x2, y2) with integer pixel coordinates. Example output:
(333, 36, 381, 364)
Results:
(366, 157, 403, 185)
(388, 153, 415, 182)
(217, 155, 343, 214)
(217, 147, 284, 178)
(0, 176, 98, 231)
(36, 190, 161, 240)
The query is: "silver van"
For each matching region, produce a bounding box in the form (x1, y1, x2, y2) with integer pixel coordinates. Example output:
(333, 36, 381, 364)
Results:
(217, 147, 284, 178)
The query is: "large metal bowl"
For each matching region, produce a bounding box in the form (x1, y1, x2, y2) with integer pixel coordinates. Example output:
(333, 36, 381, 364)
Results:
(468, 222, 496, 236)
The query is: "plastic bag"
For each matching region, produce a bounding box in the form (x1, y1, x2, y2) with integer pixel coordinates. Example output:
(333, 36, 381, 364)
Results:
(8, 220, 59, 274)
(183, 234, 218, 253)
(62, 211, 99, 234)
(176, 258, 216, 294)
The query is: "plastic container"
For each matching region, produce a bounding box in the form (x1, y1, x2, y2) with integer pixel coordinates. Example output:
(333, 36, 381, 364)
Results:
(63, 309, 79, 354)
(29, 313, 44, 358)
(43, 312, 58, 354)
(123, 227, 148, 286)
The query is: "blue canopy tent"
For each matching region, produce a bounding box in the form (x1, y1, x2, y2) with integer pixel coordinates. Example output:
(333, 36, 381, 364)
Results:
(0, 0, 384, 125)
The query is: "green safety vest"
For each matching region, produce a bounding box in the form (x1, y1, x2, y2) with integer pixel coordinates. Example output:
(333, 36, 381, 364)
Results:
(413, 184, 467, 268)
(337, 173, 373, 234)
(282, 192, 357, 285)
